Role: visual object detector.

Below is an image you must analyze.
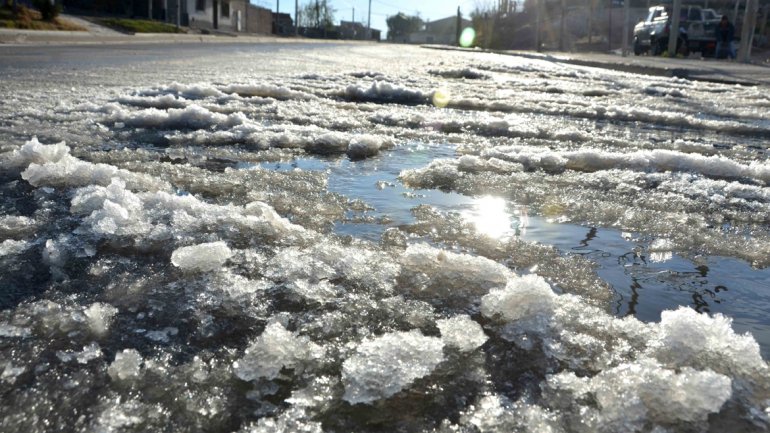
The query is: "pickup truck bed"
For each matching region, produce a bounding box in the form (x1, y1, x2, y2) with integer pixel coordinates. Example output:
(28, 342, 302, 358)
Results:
(633, 5, 720, 56)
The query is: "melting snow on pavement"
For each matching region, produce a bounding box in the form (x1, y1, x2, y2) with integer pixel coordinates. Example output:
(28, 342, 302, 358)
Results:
(1, 44, 770, 432)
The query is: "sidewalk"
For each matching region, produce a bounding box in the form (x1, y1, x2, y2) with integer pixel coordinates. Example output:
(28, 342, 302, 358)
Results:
(423, 45, 770, 87)
(520, 50, 770, 87)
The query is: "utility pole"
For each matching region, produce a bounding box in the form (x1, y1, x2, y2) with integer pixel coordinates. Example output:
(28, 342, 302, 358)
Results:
(737, 0, 759, 62)
(667, 0, 681, 56)
(149, 0, 153, 19)
(456, 6, 461, 46)
(588, 0, 594, 44)
(621, 0, 630, 56)
(176, 0, 180, 28)
(535, 0, 541, 50)
(608, 0, 613, 52)
(559, 0, 566, 50)
(367, 0, 372, 39)
(353, 7, 355, 23)
(295, 0, 299, 35)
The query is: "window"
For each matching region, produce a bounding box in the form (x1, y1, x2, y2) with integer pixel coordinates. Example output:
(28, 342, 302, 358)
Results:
(221, 1, 230, 18)
(650, 8, 664, 21)
(196, 0, 205, 12)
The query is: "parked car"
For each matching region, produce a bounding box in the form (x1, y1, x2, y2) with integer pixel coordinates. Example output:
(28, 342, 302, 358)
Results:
(702, 8, 720, 22)
(633, 5, 719, 56)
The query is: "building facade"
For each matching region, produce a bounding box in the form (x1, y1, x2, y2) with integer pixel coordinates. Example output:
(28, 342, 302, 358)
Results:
(408, 16, 471, 45)
(185, 0, 247, 32)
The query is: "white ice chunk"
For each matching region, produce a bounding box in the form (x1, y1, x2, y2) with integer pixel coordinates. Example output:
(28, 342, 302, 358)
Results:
(0, 215, 37, 238)
(220, 83, 315, 101)
(437, 315, 488, 352)
(481, 274, 556, 323)
(342, 330, 444, 404)
(162, 82, 225, 99)
(56, 342, 103, 364)
(344, 81, 429, 104)
(309, 132, 350, 155)
(107, 104, 245, 130)
(91, 398, 158, 432)
(287, 279, 340, 303)
(490, 145, 770, 184)
(0, 136, 70, 169)
(117, 94, 188, 109)
(83, 302, 118, 336)
(648, 238, 674, 262)
(0, 324, 31, 338)
(171, 241, 233, 272)
(1, 362, 26, 384)
(243, 201, 306, 237)
(266, 241, 398, 296)
(400, 243, 512, 299)
(649, 306, 767, 376)
(145, 327, 179, 343)
(108, 349, 143, 381)
(0, 239, 31, 257)
(346, 134, 393, 159)
(233, 322, 324, 381)
(73, 178, 154, 236)
(461, 394, 562, 433)
(237, 408, 323, 433)
(480, 274, 558, 341)
(574, 359, 732, 428)
(11, 139, 167, 191)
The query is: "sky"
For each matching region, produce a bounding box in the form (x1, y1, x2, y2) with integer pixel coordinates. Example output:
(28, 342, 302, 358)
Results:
(250, 0, 486, 37)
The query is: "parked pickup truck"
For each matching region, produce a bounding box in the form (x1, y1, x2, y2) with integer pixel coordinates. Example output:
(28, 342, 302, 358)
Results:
(633, 5, 720, 56)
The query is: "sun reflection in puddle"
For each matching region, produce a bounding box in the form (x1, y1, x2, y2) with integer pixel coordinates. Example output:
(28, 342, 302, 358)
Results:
(461, 196, 526, 239)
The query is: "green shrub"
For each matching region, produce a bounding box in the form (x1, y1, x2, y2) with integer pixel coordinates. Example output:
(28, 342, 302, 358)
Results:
(32, 0, 60, 21)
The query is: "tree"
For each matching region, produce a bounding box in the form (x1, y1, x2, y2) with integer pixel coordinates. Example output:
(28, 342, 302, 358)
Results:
(298, 0, 335, 29)
(386, 12, 423, 41)
(33, 0, 61, 20)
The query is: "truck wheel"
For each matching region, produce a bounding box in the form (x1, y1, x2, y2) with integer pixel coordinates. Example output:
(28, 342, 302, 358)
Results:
(633, 38, 643, 56)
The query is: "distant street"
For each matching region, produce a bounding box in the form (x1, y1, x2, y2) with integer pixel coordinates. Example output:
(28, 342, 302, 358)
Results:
(0, 41, 345, 71)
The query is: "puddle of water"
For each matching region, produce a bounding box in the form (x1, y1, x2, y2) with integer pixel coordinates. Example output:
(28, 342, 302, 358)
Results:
(257, 142, 770, 357)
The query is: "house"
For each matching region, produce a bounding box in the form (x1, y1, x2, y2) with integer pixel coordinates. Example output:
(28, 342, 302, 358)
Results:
(246, 4, 272, 35)
(185, 0, 249, 32)
(272, 12, 293, 35)
(61, 0, 273, 34)
(408, 15, 472, 45)
(185, 1, 274, 34)
(339, 20, 365, 39)
(338, 21, 380, 40)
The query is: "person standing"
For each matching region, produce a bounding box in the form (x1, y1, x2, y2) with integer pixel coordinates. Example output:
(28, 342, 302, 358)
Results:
(715, 15, 736, 59)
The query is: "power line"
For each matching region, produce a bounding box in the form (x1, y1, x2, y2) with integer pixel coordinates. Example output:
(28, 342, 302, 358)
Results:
(371, 0, 421, 15)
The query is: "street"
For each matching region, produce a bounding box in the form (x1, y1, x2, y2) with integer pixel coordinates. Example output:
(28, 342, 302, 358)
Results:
(1, 42, 770, 432)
